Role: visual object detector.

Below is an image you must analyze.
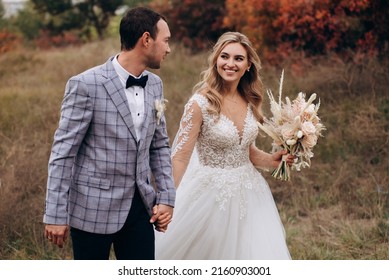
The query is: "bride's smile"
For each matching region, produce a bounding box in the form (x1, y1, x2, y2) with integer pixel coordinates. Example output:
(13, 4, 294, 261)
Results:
(216, 42, 251, 84)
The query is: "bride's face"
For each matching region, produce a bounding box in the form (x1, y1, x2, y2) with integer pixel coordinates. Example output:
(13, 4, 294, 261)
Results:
(216, 42, 251, 85)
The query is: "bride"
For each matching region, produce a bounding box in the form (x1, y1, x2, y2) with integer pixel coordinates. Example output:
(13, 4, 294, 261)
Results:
(155, 32, 292, 259)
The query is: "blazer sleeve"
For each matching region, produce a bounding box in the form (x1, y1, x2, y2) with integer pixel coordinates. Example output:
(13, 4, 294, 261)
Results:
(43, 75, 93, 225)
(148, 84, 175, 207)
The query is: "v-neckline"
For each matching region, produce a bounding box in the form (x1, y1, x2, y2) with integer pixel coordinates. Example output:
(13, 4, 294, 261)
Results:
(220, 104, 250, 144)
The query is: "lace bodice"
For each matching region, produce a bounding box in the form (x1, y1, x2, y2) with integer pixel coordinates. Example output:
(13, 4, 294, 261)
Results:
(172, 94, 259, 170)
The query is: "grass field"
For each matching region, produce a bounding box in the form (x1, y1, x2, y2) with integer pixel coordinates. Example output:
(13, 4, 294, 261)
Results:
(0, 37, 387, 259)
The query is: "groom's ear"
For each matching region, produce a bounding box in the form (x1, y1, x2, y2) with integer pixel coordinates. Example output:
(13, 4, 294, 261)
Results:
(141, 32, 151, 48)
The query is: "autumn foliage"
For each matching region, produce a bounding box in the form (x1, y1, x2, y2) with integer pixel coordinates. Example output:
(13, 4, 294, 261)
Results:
(224, 0, 387, 58)
(0, 29, 20, 53)
(1, 0, 387, 58)
(34, 30, 82, 49)
(150, 0, 387, 59)
(150, 0, 228, 51)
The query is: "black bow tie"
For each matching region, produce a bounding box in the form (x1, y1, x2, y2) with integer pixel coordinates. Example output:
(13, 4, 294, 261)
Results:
(126, 75, 148, 88)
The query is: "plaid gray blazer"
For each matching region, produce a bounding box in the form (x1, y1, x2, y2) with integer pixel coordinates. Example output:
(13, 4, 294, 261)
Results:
(43, 56, 175, 234)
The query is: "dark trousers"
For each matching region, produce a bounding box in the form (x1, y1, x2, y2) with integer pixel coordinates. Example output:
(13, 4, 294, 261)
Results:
(70, 187, 155, 260)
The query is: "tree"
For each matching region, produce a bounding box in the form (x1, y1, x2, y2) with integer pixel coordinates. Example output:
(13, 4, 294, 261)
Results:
(151, 0, 228, 51)
(357, 0, 388, 52)
(0, 5, 20, 55)
(13, 3, 44, 40)
(31, 0, 124, 39)
(224, 0, 387, 59)
(0, 1, 4, 19)
(123, 0, 151, 7)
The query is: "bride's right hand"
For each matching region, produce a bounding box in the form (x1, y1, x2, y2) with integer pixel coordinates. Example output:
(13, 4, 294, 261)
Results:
(150, 204, 173, 232)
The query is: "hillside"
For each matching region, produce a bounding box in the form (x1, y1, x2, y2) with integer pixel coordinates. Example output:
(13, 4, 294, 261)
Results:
(0, 38, 387, 259)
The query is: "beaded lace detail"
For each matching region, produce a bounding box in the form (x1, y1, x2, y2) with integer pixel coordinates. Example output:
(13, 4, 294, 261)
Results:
(172, 94, 259, 167)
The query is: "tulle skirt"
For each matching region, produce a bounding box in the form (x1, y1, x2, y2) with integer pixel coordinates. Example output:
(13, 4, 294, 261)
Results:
(155, 162, 291, 260)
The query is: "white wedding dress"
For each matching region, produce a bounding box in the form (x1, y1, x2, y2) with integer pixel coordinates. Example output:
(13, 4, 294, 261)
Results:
(155, 93, 291, 260)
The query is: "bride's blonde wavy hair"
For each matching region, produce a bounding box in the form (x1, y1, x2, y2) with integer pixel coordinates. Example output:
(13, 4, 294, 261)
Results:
(193, 32, 264, 123)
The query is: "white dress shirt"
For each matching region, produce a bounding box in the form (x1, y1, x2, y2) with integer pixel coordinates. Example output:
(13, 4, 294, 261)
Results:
(112, 55, 145, 141)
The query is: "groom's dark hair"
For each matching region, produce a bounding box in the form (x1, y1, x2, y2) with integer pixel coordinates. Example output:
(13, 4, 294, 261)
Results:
(120, 7, 167, 51)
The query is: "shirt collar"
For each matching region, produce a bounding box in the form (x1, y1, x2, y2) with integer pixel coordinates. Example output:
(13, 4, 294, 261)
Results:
(112, 54, 144, 84)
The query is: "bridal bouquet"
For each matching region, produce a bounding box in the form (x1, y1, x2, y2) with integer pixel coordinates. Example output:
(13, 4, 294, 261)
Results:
(258, 70, 325, 181)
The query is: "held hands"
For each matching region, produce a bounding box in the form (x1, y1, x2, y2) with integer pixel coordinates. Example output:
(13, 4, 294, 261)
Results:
(150, 204, 173, 233)
(44, 224, 69, 248)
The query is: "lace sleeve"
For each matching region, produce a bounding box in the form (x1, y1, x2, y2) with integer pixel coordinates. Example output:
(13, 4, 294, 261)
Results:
(249, 143, 271, 172)
(171, 97, 204, 188)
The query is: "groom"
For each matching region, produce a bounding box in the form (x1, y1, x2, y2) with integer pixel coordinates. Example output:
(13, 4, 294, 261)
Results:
(43, 7, 175, 260)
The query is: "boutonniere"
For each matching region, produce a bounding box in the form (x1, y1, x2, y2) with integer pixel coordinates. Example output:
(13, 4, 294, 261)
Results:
(155, 98, 168, 125)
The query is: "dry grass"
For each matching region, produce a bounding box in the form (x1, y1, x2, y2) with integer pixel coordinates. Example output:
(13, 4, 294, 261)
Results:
(0, 37, 387, 259)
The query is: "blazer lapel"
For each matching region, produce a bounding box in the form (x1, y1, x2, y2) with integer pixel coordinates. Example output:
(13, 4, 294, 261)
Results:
(101, 58, 138, 141)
